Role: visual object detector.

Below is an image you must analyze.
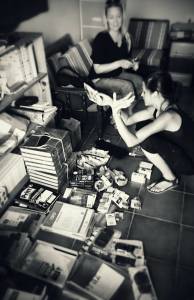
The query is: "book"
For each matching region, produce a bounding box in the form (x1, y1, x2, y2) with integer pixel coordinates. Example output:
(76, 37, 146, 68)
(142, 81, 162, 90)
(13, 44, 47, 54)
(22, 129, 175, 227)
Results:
(19, 104, 57, 112)
(27, 43, 38, 79)
(25, 164, 59, 175)
(21, 152, 58, 162)
(22, 148, 66, 163)
(20, 240, 77, 288)
(29, 174, 60, 187)
(0, 206, 45, 238)
(18, 44, 33, 83)
(9, 105, 57, 125)
(28, 178, 60, 191)
(28, 168, 66, 182)
(67, 253, 133, 300)
(41, 202, 95, 241)
(24, 152, 76, 179)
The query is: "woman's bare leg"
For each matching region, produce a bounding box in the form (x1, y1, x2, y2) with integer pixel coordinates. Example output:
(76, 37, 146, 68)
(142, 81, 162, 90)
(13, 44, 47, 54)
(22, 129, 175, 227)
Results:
(142, 149, 178, 192)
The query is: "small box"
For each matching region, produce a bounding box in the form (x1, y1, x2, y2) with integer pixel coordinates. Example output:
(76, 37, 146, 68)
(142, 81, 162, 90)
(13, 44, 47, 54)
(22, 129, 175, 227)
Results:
(137, 167, 152, 180)
(131, 172, 146, 184)
(130, 197, 142, 210)
(139, 161, 153, 170)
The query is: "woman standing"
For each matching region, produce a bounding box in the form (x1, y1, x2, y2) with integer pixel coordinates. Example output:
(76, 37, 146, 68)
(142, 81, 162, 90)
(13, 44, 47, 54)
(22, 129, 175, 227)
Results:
(85, 72, 194, 193)
(89, 0, 142, 100)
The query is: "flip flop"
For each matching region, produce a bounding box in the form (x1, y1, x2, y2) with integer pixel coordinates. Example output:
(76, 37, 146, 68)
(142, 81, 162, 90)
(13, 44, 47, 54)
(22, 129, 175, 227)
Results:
(147, 177, 179, 194)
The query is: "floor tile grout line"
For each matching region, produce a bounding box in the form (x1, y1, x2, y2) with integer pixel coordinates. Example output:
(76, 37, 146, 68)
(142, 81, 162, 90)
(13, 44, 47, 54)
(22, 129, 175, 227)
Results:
(133, 211, 185, 226)
(126, 209, 135, 238)
(126, 185, 142, 238)
(134, 211, 194, 229)
(171, 189, 194, 196)
(174, 185, 185, 286)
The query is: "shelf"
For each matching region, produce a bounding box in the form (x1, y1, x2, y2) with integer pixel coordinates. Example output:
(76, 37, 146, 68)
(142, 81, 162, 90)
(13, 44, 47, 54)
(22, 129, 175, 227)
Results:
(0, 73, 47, 112)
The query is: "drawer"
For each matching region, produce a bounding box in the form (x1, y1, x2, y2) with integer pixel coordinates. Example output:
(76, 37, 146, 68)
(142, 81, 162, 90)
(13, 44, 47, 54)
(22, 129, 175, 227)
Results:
(170, 42, 194, 58)
(170, 71, 192, 87)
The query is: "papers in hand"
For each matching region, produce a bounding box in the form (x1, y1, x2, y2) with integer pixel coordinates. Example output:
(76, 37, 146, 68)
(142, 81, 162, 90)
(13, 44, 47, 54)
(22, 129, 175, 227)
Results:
(84, 83, 112, 106)
(84, 83, 135, 109)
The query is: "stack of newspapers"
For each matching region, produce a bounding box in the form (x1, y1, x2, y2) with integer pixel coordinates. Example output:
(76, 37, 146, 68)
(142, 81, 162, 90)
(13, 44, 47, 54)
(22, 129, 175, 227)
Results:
(20, 127, 73, 191)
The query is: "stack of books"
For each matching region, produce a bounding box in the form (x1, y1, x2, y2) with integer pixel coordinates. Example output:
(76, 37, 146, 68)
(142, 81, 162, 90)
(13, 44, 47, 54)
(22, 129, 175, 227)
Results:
(20, 127, 73, 191)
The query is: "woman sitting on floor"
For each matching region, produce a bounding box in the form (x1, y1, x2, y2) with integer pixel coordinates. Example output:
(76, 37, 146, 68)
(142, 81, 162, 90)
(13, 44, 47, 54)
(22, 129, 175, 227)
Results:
(85, 71, 194, 193)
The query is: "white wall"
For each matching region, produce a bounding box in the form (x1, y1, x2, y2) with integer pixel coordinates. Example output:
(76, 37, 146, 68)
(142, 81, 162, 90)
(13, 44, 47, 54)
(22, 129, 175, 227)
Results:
(16, 0, 194, 46)
(126, 0, 194, 25)
(17, 0, 81, 46)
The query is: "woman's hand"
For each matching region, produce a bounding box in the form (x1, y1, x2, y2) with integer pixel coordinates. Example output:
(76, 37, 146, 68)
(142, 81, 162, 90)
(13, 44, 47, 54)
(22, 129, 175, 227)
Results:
(132, 60, 139, 71)
(84, 83, 113, 106)
(112, 92, 135, 116)
(119, 59, 133, 70)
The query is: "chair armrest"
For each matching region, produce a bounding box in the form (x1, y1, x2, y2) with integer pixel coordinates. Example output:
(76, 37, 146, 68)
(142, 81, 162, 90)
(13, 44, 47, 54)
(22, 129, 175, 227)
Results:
(55, 86, 87, 95)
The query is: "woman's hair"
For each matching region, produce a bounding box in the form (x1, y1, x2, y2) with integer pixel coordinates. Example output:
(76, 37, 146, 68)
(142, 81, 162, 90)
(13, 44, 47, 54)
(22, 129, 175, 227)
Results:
(105, 0, 123, 16)
(145, 71, 175, 102)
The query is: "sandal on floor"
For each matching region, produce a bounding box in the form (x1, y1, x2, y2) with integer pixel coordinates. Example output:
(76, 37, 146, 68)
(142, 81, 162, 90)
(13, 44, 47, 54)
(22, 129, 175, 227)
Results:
(147, 177, 179, 194)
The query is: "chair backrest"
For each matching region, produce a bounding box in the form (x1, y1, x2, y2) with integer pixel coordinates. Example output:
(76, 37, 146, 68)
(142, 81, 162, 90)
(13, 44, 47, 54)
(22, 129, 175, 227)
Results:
(59, 39, 93, 78)
(129, 18, 169, 50)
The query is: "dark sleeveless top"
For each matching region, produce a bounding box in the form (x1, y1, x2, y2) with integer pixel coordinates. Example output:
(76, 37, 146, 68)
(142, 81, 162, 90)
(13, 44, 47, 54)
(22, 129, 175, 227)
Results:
(155, 105, 194, 163)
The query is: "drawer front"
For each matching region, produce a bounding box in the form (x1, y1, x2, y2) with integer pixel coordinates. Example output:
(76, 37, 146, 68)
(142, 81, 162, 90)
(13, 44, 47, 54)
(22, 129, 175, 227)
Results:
(170, 42, 194, 58)
(170, 71, 192, 87)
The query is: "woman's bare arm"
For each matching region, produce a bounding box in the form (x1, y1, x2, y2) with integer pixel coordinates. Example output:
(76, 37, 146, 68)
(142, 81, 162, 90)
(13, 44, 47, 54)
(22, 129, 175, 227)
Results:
(93, 59, 133, 74)
(121, 106, 155, 126)
(113, 109, 174, 148)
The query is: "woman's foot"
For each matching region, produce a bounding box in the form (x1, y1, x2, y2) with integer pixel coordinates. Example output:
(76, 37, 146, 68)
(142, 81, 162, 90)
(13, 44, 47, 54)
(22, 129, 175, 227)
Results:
(147, 177, 179, 194)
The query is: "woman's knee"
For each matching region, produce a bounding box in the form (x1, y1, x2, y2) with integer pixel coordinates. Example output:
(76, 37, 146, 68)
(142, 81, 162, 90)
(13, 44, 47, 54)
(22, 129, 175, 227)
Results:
(117, 80, 134, 99)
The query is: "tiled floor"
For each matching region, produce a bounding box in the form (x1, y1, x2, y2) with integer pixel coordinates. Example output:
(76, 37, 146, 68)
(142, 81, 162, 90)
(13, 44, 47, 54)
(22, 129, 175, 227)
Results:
(79, 86, 194, 300)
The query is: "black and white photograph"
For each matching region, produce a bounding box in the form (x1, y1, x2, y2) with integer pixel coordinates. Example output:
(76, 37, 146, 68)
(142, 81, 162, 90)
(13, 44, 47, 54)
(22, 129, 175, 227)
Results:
(0, 0, 194, 299)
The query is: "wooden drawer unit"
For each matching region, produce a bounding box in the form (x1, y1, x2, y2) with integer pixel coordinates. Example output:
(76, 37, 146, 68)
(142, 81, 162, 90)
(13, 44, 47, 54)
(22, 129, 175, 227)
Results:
(170, 41, 194, 58)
